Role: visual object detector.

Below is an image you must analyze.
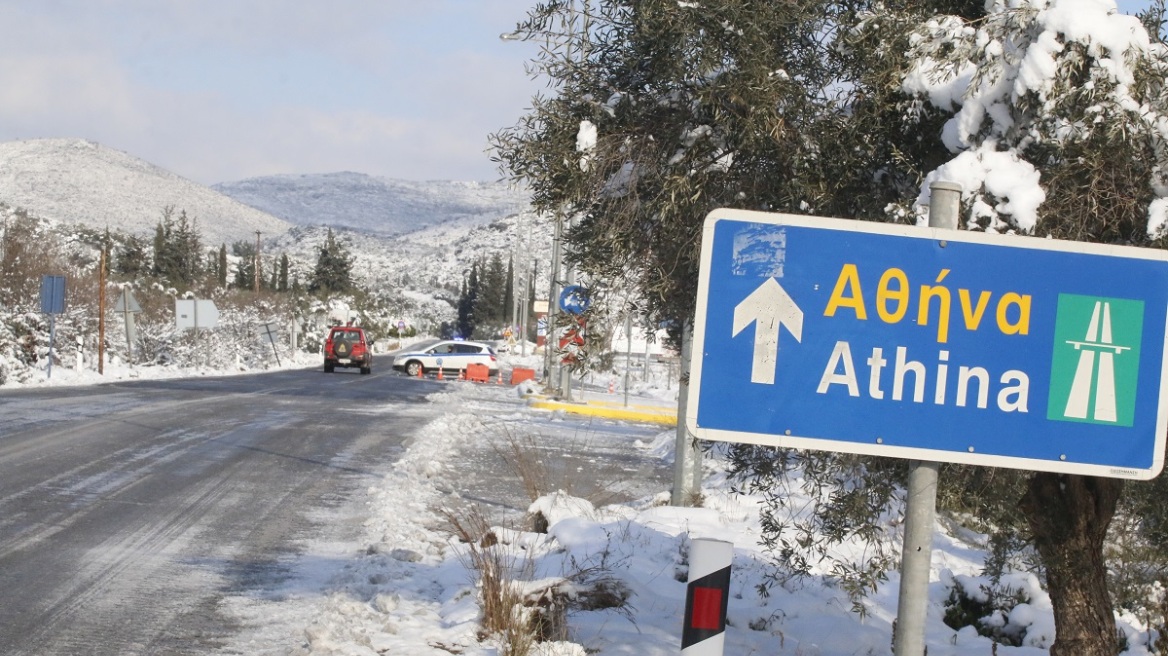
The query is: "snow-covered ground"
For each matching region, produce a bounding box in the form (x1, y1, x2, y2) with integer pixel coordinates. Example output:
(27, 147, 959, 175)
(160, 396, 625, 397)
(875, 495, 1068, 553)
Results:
(5, 348, 1161, 655)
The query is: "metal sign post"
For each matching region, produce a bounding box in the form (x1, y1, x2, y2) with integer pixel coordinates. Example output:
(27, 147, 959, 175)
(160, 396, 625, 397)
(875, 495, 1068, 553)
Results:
(260, 322, 282, 367)
(113, 288, 142, 365)
(894, 182, 960, 656)
(558, 284, 590, 401)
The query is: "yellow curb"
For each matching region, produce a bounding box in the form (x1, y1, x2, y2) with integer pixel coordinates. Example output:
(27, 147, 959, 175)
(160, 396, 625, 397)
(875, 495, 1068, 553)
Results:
(527, 398, 677, 426)
(579, 398, 676, 412)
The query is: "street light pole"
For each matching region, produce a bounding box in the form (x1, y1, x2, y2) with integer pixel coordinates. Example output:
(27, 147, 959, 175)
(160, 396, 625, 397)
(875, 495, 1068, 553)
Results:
(545, 211, 564, 391)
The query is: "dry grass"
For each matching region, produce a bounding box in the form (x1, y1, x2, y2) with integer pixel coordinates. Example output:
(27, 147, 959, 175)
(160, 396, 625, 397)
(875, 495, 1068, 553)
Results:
(442, 505, 557, 656)
(487, 425, 631, 512)
(442, 501, 634, 655)
(438, 422, 656, 653)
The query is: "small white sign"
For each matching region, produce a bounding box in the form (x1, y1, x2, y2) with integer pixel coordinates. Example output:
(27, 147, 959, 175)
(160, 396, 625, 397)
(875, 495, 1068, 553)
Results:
(175, 299, 219, 331)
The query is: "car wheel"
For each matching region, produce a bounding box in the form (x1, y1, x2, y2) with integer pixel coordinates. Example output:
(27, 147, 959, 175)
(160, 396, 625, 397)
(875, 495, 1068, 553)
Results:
(360, 365, 371, 375)
(405, 361, 423, 377)
(324, 361, 335, 373)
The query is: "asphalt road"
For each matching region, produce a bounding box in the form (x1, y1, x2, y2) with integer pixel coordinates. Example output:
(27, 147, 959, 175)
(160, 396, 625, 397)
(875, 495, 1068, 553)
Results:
(0, 356, 438, 655)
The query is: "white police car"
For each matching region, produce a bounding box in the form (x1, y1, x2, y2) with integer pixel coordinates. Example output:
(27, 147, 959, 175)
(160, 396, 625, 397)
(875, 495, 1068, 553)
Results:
(392, 340, 498, 377)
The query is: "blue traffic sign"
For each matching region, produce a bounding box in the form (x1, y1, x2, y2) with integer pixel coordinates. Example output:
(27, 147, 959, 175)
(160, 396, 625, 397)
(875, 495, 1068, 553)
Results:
(40, 275, 66, 315)
(686, 210, 1168, 479)
(559, 285, 590, 314)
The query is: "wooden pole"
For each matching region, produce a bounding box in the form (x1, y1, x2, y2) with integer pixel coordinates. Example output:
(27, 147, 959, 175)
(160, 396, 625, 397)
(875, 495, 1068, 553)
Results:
(254, 231, 262, 292)
(98, 249, 106, 375)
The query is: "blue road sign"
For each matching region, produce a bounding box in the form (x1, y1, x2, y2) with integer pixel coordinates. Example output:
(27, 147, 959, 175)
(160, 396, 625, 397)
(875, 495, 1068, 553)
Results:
(40, 275, 66, 314)
(686, 210, 1168, 479)
(559, 285, 590, 314)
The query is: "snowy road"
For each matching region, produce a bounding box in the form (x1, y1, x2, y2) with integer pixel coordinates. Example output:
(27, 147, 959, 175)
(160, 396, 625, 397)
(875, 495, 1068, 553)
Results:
(0, 360, 434, 655)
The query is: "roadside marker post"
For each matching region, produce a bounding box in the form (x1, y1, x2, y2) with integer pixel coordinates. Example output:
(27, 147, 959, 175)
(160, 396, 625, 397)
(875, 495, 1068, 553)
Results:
(681, 538, 733, 655)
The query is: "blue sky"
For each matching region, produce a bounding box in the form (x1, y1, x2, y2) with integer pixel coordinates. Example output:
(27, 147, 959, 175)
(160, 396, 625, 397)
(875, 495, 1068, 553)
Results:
(0, 1, 1156, 186)
(0, 1, 544, 185)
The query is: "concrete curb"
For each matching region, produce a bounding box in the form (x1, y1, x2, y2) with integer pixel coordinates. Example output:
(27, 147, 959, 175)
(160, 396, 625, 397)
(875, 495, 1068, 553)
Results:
(525, 395, 677, 426)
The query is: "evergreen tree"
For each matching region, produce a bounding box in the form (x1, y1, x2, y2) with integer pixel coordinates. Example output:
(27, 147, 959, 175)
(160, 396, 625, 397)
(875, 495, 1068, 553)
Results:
(457, 264, 478, 339)
(149, 206, 202, 287)
(278, 253, 289, 292)
(217, 244, 228, 288)
(504, 255, 515, 325)
(475, 253, 508, 334)
(115, 234, 149, 278)
(232, 240, 256, 289)
(151, 210, 171, 279)
(173, 210, 202, 285)
(308, 228, 354, 294)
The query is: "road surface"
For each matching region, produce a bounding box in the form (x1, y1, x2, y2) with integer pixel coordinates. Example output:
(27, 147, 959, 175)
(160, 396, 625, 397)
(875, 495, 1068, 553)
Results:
(0, 359, 433, 655)
(0, 357, 675, 655)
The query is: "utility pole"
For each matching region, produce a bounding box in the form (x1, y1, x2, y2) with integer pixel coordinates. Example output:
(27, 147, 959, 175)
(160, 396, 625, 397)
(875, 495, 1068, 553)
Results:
(98, 249, 106, 375)
(254, 231, 262, 292)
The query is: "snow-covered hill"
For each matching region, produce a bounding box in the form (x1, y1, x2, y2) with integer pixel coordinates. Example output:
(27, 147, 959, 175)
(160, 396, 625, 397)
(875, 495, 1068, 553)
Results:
(0, 136, 550, 332)
(269, 208, 553, 328)
(213, 173, 530, 236)
(0, 138, 292, 248)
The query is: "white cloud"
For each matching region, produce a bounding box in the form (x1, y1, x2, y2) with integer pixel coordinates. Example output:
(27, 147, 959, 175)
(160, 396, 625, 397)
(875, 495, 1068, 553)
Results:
(0, 1, 542, 184)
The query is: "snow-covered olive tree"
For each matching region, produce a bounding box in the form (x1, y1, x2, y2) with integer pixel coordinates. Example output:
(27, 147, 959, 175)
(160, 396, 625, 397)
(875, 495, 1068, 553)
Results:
(493, 1, 1168, 653)
(889, 3, 1168, 654)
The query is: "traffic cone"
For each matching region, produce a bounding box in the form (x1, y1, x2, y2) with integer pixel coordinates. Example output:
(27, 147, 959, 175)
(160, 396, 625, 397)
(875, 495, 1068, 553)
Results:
(608, 378, 615, 394)
(497, 369, 503, 384)
(437, 367, 444, 381)
(416, 366, 423, 379)
(459, 368, 466, 381)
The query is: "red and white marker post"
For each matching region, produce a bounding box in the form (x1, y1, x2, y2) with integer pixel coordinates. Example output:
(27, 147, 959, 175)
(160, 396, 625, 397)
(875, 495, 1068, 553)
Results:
(681, 538, 733, 655)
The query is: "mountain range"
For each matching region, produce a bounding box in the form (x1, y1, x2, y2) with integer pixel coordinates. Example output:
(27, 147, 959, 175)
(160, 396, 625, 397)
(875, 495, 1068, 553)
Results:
(0, 138, 533, 245)
(0, 139, 293, 248)
(0, 138, 550, 327)
(212, 172, 530, 237)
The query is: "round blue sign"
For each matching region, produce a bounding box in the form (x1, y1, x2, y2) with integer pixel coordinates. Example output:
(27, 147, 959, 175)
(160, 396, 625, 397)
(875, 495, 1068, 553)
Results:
(559, 285, 590, 314)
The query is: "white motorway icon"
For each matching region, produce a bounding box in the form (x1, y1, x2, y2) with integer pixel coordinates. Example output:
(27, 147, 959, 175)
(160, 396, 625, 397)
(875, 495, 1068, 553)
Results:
(731, 278, 804, 384)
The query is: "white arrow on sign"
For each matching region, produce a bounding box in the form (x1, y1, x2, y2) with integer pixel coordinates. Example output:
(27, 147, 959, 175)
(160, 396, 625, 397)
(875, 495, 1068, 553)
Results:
(732, 278, 804, 384)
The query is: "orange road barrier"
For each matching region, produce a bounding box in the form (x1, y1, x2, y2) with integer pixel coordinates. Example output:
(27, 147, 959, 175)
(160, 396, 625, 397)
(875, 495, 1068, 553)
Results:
(510, 368, 536, 385)
(466, 363, 490, 383)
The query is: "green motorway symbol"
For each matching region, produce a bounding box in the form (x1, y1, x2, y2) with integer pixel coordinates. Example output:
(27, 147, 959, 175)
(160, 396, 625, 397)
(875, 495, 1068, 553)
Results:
(1048, 294, 1143, 427)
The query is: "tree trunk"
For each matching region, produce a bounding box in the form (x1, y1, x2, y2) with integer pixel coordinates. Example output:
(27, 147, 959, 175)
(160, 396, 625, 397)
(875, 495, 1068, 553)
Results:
(1020, 472, 1124, 656)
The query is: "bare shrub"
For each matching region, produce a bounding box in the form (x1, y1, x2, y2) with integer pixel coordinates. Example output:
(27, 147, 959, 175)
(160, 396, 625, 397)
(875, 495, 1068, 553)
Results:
(443, 505, 544, 656)
(442, 504, 634, 655)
